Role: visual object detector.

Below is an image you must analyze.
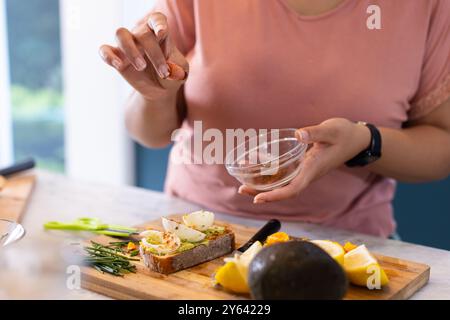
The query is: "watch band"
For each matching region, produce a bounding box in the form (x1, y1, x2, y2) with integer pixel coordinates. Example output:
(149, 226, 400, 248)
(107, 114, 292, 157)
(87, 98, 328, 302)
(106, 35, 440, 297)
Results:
(345, 122, 382, 167)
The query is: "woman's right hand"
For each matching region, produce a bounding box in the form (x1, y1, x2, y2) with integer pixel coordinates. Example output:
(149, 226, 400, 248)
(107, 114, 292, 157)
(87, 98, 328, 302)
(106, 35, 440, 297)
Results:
(99, 12, 189, 101)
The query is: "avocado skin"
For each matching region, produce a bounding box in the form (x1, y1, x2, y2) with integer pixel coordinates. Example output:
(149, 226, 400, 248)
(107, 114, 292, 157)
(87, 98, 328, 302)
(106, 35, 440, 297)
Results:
(248, 241, 348, 300)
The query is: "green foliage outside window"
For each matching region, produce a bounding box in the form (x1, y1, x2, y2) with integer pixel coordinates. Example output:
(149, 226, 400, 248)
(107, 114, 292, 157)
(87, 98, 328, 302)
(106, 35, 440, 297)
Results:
(6, 0, 64, 172)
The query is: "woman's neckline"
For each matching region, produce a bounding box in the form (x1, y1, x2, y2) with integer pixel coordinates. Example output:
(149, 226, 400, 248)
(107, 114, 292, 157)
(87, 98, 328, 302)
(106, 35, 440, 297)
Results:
(278, 0, 352, 21)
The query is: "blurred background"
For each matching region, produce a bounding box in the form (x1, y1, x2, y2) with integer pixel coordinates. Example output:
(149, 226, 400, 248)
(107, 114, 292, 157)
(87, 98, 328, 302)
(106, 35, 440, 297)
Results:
(0, 0, 448, 250)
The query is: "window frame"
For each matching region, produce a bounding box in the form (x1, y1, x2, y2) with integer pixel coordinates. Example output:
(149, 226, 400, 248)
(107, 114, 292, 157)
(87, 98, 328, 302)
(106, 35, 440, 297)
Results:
(0, 0, 13, 167)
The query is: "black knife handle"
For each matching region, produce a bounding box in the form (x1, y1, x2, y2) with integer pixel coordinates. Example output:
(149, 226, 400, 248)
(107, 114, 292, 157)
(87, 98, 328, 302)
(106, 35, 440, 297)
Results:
(0, 158, 36, 177)
(237, 219, 281, 253)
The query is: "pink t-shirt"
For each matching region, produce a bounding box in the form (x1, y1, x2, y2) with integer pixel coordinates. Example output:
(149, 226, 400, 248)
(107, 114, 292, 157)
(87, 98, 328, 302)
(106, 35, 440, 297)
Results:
(153, 0, 450, 237)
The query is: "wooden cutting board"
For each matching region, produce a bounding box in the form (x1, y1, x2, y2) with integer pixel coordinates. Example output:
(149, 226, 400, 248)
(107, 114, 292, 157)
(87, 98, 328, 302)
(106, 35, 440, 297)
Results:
(0, 174, 36, 222)
(81, 217, 430, 300)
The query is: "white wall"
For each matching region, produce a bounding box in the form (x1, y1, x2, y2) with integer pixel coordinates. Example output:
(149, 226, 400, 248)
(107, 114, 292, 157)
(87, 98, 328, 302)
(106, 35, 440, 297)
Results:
(60, 0, 154, 186)
(0, 0, 13, 167)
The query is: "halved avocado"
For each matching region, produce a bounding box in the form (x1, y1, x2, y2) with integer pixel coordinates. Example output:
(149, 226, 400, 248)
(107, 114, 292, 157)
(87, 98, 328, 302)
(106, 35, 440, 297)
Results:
(248, 241, 348, 300)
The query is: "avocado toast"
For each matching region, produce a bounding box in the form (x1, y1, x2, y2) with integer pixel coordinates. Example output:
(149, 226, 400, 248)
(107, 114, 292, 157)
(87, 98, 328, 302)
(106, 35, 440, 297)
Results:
(139, 211, 235, 274)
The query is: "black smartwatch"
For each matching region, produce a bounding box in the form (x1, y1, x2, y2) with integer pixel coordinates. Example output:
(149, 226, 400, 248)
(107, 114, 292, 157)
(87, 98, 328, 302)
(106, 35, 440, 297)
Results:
(345, 122, 382, 167)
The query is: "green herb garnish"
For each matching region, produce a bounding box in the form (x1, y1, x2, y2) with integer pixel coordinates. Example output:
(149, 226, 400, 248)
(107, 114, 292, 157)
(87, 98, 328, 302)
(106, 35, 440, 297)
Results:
(83, 241, 139, 276)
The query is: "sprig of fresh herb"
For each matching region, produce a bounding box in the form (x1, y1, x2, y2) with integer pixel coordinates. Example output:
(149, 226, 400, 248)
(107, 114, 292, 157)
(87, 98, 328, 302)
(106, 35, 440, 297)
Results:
(83, 241, 139, 276)
(107, 240, 140, 256)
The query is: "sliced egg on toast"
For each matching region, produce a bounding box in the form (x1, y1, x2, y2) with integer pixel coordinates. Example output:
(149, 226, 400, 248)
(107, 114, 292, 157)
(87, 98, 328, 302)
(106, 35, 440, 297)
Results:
(140, 229, 181, 255)
(162, 217, 206, 242)
(182, 210, 215, 231)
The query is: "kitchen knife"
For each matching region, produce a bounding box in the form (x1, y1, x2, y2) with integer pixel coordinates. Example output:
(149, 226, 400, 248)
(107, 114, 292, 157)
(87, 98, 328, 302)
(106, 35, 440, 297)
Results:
(0, 158, 36, 191)
(236, 219, 281, 253)
(0, 158, 36, 177)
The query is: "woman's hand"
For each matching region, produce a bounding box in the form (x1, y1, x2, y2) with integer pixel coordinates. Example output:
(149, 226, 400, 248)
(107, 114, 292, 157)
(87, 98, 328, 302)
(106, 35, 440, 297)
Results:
(99, 12, 189, 100)
(239, 118, 372, 203)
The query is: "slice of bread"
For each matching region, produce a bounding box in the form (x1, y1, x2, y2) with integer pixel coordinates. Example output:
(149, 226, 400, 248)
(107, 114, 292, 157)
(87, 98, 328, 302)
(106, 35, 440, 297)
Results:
(140, 228, 235, 274)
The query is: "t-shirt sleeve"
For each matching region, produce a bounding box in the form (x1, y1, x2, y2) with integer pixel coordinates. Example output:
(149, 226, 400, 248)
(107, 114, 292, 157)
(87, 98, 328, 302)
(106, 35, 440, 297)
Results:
(409, 0, 450, 120)
(142, 0, 196, 56)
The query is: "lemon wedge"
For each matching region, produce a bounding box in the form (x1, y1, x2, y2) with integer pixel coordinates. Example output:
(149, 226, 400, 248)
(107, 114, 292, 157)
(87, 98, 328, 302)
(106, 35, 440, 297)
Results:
(235, 241, 262, 282)
(216, 241, 262, 293)
(343, 244, 389, 288)
(214, 261, 249, 293)
(310, 240, 345, 266)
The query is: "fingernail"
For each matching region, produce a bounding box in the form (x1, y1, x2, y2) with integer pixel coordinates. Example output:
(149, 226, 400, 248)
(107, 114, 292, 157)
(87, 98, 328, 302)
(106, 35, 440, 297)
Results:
(112, 59, 122, 70)
(99, 50, 106, 59)
(298, 130, 310, 143)
(158, 64, 170, 78)
(154, 25, 166, 38)
(253, 198, 266, 204)
(135, 57, 147, 71)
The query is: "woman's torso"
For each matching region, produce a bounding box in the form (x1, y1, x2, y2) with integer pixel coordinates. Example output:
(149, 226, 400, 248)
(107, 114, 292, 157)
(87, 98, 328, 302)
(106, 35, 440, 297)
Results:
(162, 0, 439, 237)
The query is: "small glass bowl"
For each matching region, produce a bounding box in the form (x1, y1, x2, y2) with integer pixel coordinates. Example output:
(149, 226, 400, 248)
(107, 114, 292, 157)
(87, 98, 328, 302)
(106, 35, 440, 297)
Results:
(225, 128, 307, 191)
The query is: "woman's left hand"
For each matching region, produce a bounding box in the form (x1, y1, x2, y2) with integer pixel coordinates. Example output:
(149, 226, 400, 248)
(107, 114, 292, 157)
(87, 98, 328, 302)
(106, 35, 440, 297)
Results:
(238, 118, 372, 204)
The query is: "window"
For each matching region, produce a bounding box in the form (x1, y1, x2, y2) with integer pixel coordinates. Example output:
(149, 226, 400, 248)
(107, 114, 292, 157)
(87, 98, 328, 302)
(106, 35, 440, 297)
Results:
(5, 0, 64, 172)
(1, 0, 148, 185)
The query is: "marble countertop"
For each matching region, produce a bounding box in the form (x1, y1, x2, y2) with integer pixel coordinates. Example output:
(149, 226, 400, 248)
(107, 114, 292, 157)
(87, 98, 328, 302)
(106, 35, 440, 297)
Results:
(1, 170, 449, 299)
